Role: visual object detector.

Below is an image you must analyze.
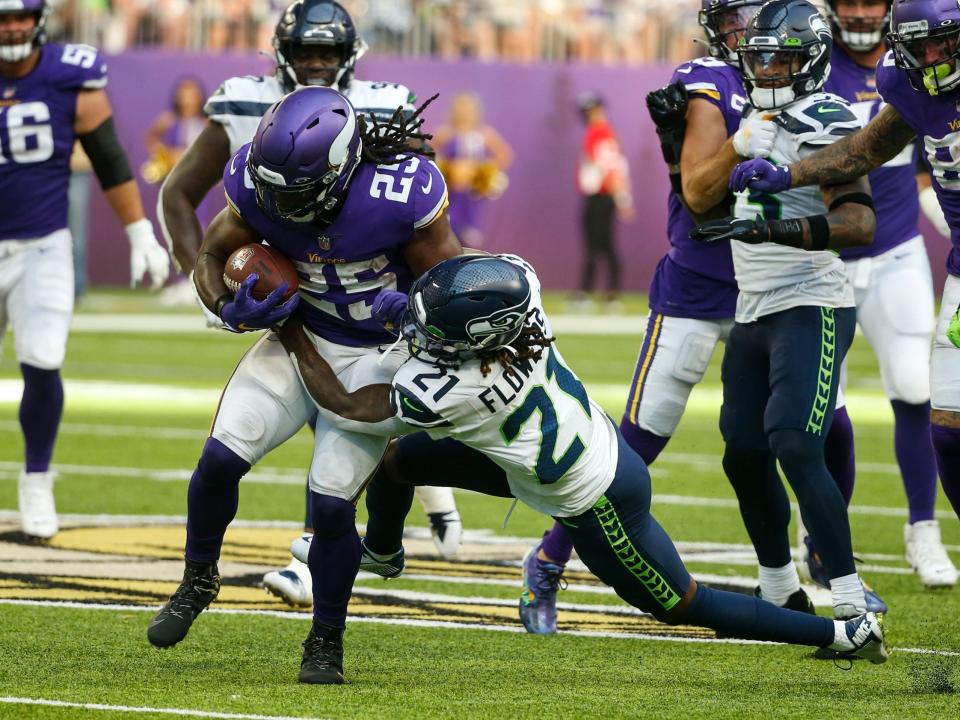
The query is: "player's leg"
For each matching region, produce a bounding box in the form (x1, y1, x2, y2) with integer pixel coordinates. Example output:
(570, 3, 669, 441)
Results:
(856, 240, 955, 586)
(719, 321, 805, 609)
(564, 433, 886, 661)
(8, 231, 74, 540)
(763, 306, 878, 617)
(930, 273, 960, 520)
(148, 332, 314, 648)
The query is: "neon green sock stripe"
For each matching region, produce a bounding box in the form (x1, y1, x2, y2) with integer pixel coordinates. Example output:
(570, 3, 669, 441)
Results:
(591, 496, 680, 611)
(806, 307, 836, 435)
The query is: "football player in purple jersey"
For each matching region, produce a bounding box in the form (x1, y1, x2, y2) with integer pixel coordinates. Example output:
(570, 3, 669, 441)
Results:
(823, 0, 957, 586)
(158, 0, 463, 608)
(731, 0, 960, 525)
(0, 1, 169, 540)
(146, 87, 462, 685)
(519, 0, 865, 636)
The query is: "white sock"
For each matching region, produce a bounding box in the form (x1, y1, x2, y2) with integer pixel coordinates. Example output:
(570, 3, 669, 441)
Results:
(831, 572, 866, 616)
(415, 486, 457, 515)
(830, 619, 853, 651)
(757, 562, 802, 606)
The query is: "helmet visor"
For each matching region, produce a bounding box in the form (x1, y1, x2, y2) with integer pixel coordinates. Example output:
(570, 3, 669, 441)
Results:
(896, 27, 960, 69)
(742, 48, 807, 87)
(249, 166, 339, 222)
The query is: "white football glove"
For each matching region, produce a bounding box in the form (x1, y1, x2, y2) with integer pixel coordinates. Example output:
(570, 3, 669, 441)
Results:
(126, 218, 171, 289)
(732, 114, 778, 159)
(920, 185, 950, 237)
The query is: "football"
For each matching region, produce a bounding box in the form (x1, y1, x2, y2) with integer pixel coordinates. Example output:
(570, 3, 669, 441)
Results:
(223, 243, 299, 301)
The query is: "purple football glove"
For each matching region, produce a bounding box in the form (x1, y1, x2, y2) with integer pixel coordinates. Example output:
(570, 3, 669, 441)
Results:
(371, 289, 408, 328)
(730, 159, 792, 193)
(220, 274, 300, 332)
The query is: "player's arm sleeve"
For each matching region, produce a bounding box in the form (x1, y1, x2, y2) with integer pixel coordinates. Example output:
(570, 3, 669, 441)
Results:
(77, 117, 133, 190)
(412, 159, 449, 229)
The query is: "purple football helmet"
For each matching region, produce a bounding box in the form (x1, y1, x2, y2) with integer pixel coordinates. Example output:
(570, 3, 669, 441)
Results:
(699, 0, 766, 64)
(0, 0, 48, 64)
(889, 0, 960, 95)
(826, 0, 892, 52)
(248, 86, 362, 224)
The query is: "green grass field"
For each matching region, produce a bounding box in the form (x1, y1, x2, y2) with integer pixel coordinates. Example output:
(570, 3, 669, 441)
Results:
(0, 291, 958, 719)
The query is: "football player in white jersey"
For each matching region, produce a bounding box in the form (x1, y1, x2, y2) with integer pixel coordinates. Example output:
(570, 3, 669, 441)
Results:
(276, 253, 888, 669)
(691, 0, 886, 622)
(156, 0, 462, 607)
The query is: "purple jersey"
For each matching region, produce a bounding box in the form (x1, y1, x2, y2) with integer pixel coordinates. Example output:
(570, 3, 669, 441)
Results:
(0, 43, 107, 240)
(826, 46, 920, 260)
(876, 49, 960, 276)
(223, 144, 449, 346)
(650, 57, 745, 320)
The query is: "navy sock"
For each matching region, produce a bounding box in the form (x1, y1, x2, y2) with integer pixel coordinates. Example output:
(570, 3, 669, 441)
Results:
(19, 364, 64, 473)
(931, 424, 960, 520)
(892, 400, 938, 523)
(618, 417, 670, 465)
(309, 492, 361, 628)
(364, 465, 414, 556)
(185, 438, 249, 563)
(686, 584, 834, 646)
(823, 405, 855, 505)
(770, 428, 855, 579)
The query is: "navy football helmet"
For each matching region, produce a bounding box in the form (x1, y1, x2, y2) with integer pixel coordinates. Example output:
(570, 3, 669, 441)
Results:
(248, 86, 362, 224)
(0, 0, 48, 64)
(700, 0, 767, 64)
(274, 0, 367, 92)
(739, 0, 833, 109)
(402, 256, 532, 367)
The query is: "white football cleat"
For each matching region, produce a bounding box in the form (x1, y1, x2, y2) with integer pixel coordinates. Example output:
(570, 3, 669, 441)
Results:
(428, 510, 463, 559)
(829, 612, 889, 664)
(905, 520, 958, 588)
(18, 470, 58, 539)
(262, 557, 312, 608)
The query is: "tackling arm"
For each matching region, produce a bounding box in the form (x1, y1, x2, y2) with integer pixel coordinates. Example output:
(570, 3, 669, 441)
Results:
(403, 211, 463, 275)
(278, 318, 395, 423)
(680, 99, 741, 216)
(158, 122, 232, 273)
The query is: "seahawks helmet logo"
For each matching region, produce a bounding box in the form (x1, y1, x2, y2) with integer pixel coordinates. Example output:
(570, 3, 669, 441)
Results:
(466, 305, 527, 343)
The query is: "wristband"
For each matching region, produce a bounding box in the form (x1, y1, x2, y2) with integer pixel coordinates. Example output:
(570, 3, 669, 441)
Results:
(807, 214, 831, 251)
(766, 218, 804, 248)
(214, 293, 233, 319)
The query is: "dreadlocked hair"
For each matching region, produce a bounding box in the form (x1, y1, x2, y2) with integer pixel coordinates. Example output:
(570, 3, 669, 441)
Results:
(358, 93, 438, 165)
(478, 310, 556, 378)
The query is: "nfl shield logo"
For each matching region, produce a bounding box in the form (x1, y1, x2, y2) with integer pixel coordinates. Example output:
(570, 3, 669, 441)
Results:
(2, 87, 13, 99)
(318, 235, 332, 250)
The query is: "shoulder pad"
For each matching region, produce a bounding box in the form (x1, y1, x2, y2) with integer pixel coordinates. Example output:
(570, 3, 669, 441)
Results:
(54, 43, 108, 90)
(390, 383, 453, 428)
(204, 75, 280, 120)
(776, 94, 861, 145)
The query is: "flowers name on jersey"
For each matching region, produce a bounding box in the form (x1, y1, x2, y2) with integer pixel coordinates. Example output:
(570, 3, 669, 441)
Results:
(223, 145, 448, 347)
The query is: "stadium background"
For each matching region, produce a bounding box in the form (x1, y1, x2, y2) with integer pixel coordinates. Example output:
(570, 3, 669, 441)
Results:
(53, 0, 955, 291)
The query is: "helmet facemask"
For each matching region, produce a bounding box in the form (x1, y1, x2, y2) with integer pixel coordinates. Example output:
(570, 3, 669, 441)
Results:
(890, 20, 960, 95)
(0, 4, 46, 64)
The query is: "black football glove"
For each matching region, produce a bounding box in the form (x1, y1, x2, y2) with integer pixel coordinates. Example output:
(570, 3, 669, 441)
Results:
(689, 215, 770, 244)
(646, 81, 688, 131)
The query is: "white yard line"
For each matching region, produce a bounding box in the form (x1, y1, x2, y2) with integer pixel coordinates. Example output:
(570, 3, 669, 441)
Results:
(2, 598, 957, 657)
(0, 697, 325, 720)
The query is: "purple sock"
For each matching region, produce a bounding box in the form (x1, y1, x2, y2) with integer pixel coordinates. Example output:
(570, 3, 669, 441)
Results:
(541, 521, 574, 565)
(19, 364, 64, 473)
(309, 492, 361, 628)
(931, 424, 960, 520)
(824, 405, 855, 505)
(185, 438, 249, 563)
(618, 417, 670, 465)
(892, 400, 938, 523)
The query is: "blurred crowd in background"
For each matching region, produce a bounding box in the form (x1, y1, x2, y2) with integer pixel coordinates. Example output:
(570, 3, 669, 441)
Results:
(50, 0, 704, 65)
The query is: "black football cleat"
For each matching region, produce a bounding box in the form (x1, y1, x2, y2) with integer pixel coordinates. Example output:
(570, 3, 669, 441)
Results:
(299, 624, 345, 685)
(147, 560, 220, 648)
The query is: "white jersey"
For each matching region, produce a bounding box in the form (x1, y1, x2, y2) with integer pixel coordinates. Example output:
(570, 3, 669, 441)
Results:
(732, 92, 860, 323)
(389, 256, 619, 517)
(203, 74, 417, 154)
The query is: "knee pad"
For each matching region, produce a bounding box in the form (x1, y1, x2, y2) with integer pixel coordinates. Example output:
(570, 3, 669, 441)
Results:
(884, 353, 931, 404)
(310, 493, 357, 539)
(196, 437, 250, 488)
